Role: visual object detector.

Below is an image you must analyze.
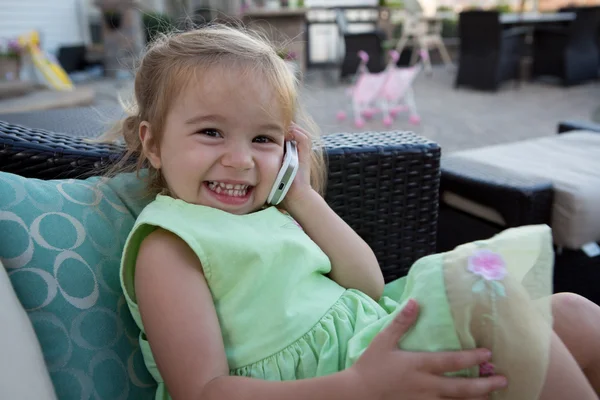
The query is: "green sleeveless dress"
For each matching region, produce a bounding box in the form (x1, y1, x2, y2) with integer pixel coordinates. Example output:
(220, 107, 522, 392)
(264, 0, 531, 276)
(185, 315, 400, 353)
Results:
(120, 195, 554, 400)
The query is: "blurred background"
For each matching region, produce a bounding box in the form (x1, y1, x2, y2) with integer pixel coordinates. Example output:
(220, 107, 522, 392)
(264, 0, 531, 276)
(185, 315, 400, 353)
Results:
(0, 0, 598, 152)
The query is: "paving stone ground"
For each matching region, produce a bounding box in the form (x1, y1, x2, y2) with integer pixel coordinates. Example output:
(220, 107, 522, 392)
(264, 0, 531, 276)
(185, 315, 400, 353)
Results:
(86, 66, 600, 154)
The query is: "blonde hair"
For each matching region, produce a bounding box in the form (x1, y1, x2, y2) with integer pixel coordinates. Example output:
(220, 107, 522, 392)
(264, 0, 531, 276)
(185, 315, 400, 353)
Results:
(104, 24, 326, 197)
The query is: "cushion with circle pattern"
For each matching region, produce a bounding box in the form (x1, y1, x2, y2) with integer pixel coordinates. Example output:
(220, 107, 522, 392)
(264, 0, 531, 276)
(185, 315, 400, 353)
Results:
(0, 171, 156, 400)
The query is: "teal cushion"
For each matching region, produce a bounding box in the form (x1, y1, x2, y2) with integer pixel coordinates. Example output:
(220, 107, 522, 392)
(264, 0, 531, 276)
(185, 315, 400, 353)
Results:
(0, 171, 156, 400)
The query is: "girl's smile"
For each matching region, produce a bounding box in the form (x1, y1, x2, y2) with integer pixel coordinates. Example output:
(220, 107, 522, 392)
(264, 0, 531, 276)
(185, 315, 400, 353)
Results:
(203, 180, 255, 206)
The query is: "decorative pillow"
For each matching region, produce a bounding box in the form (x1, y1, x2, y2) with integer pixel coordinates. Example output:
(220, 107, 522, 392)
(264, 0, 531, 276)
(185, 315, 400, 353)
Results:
(0, 260, 57, 400)
(0, 171, 156, 400)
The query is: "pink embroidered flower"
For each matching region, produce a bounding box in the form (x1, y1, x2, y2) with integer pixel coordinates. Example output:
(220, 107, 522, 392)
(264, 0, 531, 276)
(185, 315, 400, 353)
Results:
(467, 249, 507, 281)
(479, 361, 495, 377)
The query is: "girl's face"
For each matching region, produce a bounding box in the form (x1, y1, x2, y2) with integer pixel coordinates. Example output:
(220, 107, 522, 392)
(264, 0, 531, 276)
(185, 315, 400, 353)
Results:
(140, 67, 287, 215)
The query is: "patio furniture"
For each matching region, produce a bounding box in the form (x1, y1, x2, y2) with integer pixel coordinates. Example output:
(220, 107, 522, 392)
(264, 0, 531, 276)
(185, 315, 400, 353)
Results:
(0, 105, 126, 138)
(455, 11, 529, 91)
(56, 45, 89, 74)
(394, 13, 453, 75)
(500, 11, 576, 25)
(336, 8, 387, 78)
(531, 6, 600, 86)
(438, 120, 600, 303)
(0, 109, 440, 399)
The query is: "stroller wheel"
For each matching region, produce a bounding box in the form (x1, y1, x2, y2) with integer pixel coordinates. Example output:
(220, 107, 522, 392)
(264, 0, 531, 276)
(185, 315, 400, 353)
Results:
(409, 115, 421, 125)
(361, 108, 377, 119)
(383, 115, 393, 127)
(336, 111, 347, 121)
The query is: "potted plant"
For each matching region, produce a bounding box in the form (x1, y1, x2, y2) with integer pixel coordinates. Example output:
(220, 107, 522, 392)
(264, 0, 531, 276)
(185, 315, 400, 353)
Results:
(143, 12, 175, 44)
(0, 38, 21, 81)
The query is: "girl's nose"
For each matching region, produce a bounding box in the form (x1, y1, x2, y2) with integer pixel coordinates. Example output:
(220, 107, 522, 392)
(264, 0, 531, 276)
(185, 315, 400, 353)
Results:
(221, 144, 254, 170)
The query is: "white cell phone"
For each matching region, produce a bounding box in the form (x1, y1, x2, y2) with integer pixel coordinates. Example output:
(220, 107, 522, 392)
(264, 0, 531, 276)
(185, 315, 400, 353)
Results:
(267, 141, 299, 205)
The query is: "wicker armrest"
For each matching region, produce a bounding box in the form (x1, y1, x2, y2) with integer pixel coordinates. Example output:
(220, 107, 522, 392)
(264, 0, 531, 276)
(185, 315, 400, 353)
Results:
(0, 121, 124, 179)
(440, 156, 554, 228)
(0, 120, 440, 281)
(557, 120, 600, 134)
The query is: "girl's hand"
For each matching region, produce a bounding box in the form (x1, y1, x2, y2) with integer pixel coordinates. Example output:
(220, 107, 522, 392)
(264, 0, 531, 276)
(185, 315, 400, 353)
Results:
(350, 299, 508, 399)
(282, 124, 315, 209)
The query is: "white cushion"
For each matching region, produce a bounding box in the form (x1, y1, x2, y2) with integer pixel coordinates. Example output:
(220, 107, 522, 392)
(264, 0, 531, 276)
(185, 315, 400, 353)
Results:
(0, 261, 57, 399)
(448, 131, 600, 249)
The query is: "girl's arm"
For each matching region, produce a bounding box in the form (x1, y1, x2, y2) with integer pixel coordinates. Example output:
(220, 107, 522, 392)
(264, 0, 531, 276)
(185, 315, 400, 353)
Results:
(285, 189, 384, 301)
(283, 125, 384, 300)
(134, 228, 364, 400)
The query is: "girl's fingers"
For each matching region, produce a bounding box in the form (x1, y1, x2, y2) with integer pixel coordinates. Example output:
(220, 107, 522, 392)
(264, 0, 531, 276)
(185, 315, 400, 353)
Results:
(289, 125, 309, 143)
(289, 125, 311, 160)
(436, 375, 507, 398)
(418, 348, 492, 374)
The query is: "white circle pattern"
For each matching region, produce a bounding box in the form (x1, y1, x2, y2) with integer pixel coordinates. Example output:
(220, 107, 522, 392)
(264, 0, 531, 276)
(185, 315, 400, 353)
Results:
(127, 348, 156, 388)
(82, 208, 121, 257)
(51, 368, 94, 400)
(95, 258, 122, 295)
(26, 183, 65, 212)
(0, 174, 26, 208)
(31, 212, 86, 251)
(57, 181, 102, 206)
(8, 268, 58, 311)
(89, 350, 130, 400)
(95, 177, 135, 214)
(71, 307, 123, 350)
(118, 296, 139, 345)
(0, 211, 34, 268)
(54, 251, 99, 310)
(30, 312, 73, 371)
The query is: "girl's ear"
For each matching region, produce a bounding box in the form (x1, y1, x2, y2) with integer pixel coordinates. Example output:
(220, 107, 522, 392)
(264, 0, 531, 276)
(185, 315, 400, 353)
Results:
(139, 121, 161, 169)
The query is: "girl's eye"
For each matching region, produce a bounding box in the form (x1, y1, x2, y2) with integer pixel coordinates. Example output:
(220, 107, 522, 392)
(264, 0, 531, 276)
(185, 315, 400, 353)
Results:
(198, 129, 221, 138)
(253, 136, 273, 144)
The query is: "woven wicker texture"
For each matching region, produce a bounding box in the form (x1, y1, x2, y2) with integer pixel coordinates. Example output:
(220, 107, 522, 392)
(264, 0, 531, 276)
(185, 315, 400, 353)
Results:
(0, 120, 440, 280)
(0, 105, 125, 138)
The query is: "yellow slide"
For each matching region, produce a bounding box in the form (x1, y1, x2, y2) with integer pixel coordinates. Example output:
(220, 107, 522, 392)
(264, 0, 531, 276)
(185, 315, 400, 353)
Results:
(18, 31, 74, 91)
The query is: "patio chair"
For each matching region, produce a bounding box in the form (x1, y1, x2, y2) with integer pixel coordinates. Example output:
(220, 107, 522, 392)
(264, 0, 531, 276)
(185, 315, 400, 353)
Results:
(394, 13, 453, 75)
(531, 6, 600, 86)
(336, 8, 387, 79)
(437, 120, 600, 304)
(455, 10, 529, 91)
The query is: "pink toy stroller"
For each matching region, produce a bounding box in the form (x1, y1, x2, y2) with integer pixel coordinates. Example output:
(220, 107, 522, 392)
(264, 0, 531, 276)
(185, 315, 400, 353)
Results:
(337, 49, 427, 128)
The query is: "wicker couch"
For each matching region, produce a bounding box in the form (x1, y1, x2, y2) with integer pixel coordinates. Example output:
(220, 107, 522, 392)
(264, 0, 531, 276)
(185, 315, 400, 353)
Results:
(0, 108, 440, 399)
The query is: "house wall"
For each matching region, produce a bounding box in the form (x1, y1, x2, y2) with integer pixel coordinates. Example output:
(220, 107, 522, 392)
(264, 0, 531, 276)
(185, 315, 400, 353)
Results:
(0, 0, 87, 54)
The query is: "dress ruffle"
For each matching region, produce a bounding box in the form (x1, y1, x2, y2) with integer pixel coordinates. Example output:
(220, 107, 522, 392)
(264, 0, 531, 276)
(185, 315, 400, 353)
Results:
(230, 289, 391, 379)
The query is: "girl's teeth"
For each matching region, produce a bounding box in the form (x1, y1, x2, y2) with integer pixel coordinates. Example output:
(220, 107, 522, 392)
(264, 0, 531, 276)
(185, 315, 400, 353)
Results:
(207, 182, 249, 197)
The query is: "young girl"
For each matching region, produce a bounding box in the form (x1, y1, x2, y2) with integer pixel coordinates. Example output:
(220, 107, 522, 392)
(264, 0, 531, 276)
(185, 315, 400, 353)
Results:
(115, 25, 600, 400)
